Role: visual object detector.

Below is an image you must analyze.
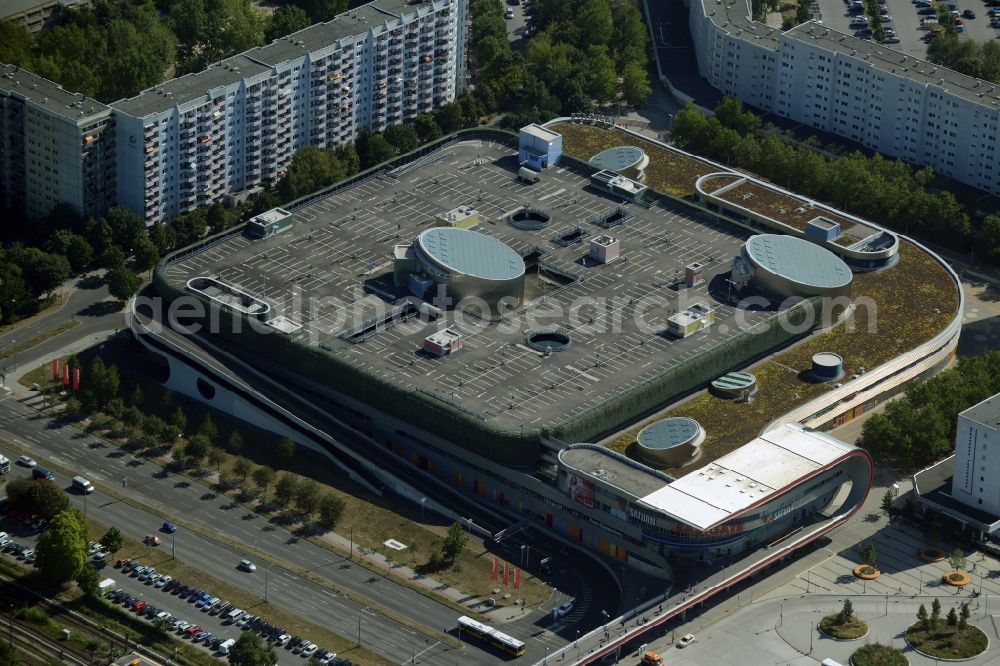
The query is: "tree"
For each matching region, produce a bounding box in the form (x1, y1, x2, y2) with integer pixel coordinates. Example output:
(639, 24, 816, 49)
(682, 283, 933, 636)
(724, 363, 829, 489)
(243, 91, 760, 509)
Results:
(143, 415, 167, 446)
(132, 236, 160, 273)
(960, 602, 970, 629)
(441, 522, 468, 562)
(576, 0, 612, 47)
(413, 114, 442, 143)
(881, 489, 895, 521)
(99, 527, 124, 554)
(0, 638, 18, 666)
(76, 562, 101, 598)
(105, 266, 141, 301)
(79, 357, 120, 411)
(931, 598, 942, 629)
(622, 61, 651, 106)
(947, 607, 958, 626)
(859, 543, 877, 568)
(356, 130, 395, 169)
(227, 430, 244, 454)
(106, 207, 148, 253)
(6, 478, 69, 519)
(0, 19, 32, 66)
(170, 0, 265, 73)
(295, 479, 322, 516)
(612, 4, 648, 68)
(949, 548, 967, 571)
(317, 492, 345, 529)
(917, 603, 930, 631)
(65, 234, 94, 271)
(18, 249, 70, 297)
(277, 436, 295, 465)
(99, 246, 126, 271)
(383, 124, 419, 154)
(277, 145, 346, 201)
(252, 466, 276, 494)
(171, 407, 188, 435)
(35, 509, 87, 585)
(584, 47, 617, 103)
(836, 598, 854, 625)
(274, 473, 299, 508)
(295, 0, 348, 22)
(130, 384, 144, 409)
(122, 406, 145, 433)
(184, 434, 211, 467)
(234, 456, 253, 482)
(266, 5, 311, 42)
(208, 447, 226, 471)
(982, 214, 1000, 259)
(227, 630, 277, 666)
(198, 413, 218, 443)
(434, 102, 465, 134)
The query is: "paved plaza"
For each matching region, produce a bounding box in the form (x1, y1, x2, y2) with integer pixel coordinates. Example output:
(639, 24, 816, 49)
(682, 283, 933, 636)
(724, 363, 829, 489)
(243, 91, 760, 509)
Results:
(633, 479, 1000, 665)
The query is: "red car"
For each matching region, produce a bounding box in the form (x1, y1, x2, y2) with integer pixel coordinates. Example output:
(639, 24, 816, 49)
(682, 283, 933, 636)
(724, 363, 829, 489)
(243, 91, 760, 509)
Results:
(115, 558, 131, 569)
(132, 600, 149, 612)
(144, 534, 162, 546)
(184, 625, 203, 638)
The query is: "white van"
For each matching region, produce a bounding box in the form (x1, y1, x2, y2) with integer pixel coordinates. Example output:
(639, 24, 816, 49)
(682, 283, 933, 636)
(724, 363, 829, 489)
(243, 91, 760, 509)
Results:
(72, 476, 94, 494)
(218, 638, 236, 655)
(518, 166, 540, 183)
(226, 608, 245, 623)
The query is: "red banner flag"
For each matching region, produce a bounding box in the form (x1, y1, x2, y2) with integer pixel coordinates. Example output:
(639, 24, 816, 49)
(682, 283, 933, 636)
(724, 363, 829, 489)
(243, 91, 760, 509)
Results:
(62, 364, 70, 385)
(53, 359, 60, 381)
(513, 567, 521, 590)
(502, 561, 509, 586)
(491, 557, 498, 581)
(72, 368, 80, 391)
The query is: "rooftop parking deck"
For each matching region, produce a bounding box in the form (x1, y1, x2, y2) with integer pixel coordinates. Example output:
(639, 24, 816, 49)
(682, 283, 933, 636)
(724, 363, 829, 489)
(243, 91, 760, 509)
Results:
(162, 139, 781, 434)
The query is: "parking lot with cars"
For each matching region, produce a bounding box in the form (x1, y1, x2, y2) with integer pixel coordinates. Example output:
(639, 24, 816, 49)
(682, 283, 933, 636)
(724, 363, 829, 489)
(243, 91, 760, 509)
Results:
(0, 520, 350, 666)
(815, 0, 998, 58)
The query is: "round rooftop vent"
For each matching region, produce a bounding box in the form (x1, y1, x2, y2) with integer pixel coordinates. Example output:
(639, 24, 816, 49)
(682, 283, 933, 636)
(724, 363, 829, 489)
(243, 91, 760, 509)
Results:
(525, 329, 572, 353)
(509, 208, 552, 231)
(811, 352, 844, 382)
(635, 417, 705, 467)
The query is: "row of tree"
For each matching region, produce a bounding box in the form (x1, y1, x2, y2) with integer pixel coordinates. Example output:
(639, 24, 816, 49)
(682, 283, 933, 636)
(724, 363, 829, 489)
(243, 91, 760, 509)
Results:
(470, 0, 651, 128)
(671, 98, 976, 250)
(860, 351, 1000, 467)
(927, 32, 1000, 85)
(0, 0, 351, 103)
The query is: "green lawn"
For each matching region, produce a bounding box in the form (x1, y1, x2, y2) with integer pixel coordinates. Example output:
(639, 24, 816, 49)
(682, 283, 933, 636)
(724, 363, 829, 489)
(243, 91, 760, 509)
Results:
(819, 614, 868, 639)
(906, 622, 988, 659)
(851, 643, 908, 666)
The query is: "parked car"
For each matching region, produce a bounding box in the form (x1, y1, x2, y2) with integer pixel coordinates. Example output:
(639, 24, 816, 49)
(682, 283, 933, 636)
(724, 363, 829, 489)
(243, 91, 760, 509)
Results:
(885, 36, 901, 42)
(678, 634, 697, 648)
(963, 8, 976, 17)
(132, 600, 149, 612)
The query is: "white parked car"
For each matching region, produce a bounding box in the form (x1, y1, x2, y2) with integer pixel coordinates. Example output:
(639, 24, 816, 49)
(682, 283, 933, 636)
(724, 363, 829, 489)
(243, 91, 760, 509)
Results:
(301, 643, 318, 658)
(678, 633, 697, 648)
(154, 575, 171, 588)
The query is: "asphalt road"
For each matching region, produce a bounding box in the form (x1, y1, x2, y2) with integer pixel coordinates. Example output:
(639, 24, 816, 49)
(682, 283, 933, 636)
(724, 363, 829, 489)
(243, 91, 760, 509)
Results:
(0, 276, 118, 379)
(0, 402, 478, 665)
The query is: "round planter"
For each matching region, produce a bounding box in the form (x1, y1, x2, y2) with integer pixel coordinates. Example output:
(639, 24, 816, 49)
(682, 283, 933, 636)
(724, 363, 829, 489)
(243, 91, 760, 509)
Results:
(904, 621, 989, 661)
(849, 645, 909, 666)
(853, 564, 881, 580)
(919, 547, 946, 562)
(942, 571, 971, 586)
(818, 620, 869, 642)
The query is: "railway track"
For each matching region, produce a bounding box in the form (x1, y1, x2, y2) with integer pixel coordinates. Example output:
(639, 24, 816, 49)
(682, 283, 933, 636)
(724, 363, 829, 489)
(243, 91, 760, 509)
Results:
(0, 615, 90, 666)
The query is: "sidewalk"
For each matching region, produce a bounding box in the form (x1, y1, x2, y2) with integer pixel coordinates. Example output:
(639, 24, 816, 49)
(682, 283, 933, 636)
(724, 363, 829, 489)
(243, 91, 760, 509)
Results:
(4, 329, 542, 625)
(1, 329, 118, 395)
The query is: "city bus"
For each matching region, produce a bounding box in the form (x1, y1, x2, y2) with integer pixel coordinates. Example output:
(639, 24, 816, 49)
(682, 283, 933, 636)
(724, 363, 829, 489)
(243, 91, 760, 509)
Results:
(457, 615, 526, 657)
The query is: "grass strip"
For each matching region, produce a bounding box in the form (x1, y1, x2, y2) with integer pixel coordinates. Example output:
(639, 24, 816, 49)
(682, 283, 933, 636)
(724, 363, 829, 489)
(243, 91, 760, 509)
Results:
(0, 320, 79, 361)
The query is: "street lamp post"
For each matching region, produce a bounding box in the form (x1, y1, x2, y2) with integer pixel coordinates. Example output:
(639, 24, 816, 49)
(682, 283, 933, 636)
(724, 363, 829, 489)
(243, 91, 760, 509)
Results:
(420, 497, 426, 521)
(520, 544, 526, 567)
(465, 517, 473, 534)
(171, 531, 175, 559)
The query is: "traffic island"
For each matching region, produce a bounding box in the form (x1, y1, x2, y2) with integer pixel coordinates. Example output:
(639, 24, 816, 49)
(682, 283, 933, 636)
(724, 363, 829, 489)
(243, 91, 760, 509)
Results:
(905, 621, 988, 660)
(850, 642, 908, 666)
(943, 571, 971, 586)
(819, 614, 869, 641)
(853, 564, 880, 580)
(919, 547, 946, 562)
